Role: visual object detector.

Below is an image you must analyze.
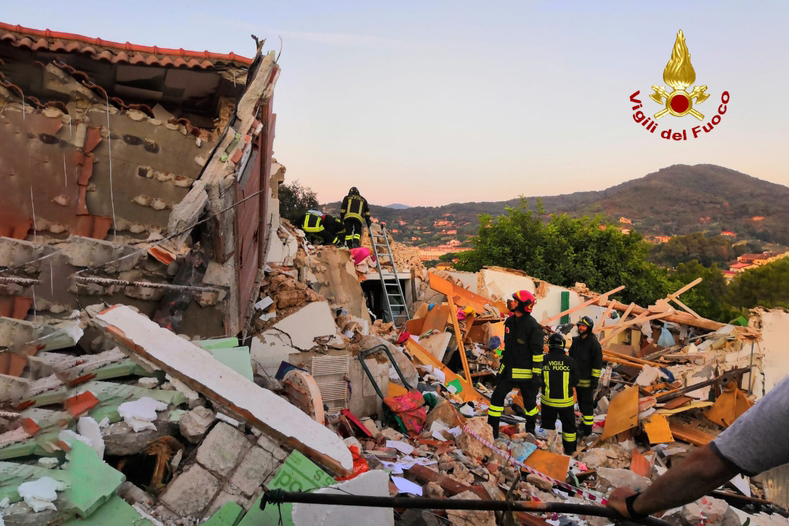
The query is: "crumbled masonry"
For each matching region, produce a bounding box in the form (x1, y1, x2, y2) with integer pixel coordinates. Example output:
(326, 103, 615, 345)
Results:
(1, 22, 789, 526)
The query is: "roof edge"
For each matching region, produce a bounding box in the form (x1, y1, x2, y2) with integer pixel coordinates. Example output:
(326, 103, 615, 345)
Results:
(0, 22, 254, 65)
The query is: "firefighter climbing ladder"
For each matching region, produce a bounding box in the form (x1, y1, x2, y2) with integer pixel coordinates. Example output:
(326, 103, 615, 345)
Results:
(369, 225, 411, 325)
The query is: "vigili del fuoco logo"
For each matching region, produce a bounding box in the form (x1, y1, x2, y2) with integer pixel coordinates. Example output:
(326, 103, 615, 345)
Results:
(630, 30, 729, 141)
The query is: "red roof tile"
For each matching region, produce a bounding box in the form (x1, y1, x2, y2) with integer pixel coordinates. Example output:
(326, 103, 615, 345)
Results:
(0, 22, 253, 69)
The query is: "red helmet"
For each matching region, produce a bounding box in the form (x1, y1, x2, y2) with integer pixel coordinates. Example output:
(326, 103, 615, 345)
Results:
(512, 290, 536, 313)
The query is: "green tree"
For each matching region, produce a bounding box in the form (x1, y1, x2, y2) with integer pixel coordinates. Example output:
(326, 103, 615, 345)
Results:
(455, 200, 672, 306)
(668, 261, 738, 322)
(279, 181, 319, 223)
(727, 258, 789, 310)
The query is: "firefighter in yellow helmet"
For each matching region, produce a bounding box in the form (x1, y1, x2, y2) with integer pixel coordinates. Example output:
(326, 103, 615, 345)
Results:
(340, 187, 371, 248)
(296, 211, 346, 246)
(487, 290, 544, 437)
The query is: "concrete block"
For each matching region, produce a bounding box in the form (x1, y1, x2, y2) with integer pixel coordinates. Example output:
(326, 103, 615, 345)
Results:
(197, 422, 251, 477)
(160, 464, 222, 517)
(229, 446, 279, 497)
(273, 301, 338, 350)
(596, 467, 651, 493)
(179, 406, 216, 444)
(256, 432, 288, 461)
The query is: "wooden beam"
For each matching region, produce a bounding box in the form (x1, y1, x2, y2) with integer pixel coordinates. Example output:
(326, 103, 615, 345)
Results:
(607, 299, 725, 331)
(446, 295, 473, 386)
(593, 300, 616, 334)
(669, 295, 702, 319)
(599, 309, 675, 346)
(670, 277, 703, 298)
(404, 339, 485, 403)
(542, 285, 625, 326)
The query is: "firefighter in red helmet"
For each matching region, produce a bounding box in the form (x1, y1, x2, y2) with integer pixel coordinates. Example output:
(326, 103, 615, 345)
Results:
(487, 290, 545, 437)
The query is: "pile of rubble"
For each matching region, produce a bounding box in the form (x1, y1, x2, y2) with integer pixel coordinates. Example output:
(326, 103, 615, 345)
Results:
(2, 247, 789, 526)
(2, 21, 789, 526)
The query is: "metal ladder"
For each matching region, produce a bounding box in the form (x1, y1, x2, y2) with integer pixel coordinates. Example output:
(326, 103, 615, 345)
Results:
(369, 225, 411, 325)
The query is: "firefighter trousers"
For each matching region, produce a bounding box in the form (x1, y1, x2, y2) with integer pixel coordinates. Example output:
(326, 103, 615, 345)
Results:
(487, 375, 538, 438)
(540, 404, 577, 455)
(577, 385, 595, 434)
(344, 218, 363, 248)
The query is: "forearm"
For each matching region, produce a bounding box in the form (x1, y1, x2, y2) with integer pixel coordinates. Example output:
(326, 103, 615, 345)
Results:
(633, 445, 738, 515)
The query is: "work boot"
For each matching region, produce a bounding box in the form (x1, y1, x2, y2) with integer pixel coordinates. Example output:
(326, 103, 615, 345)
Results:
(524, 419, 536, 436)
(488, 416, 500, 439)
(579, 424, 592, 437)
(563, 441, 577, 456)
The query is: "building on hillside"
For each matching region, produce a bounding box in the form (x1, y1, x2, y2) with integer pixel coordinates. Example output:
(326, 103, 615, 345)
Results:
(620, 228, 631, 235)
(619, 217, 632, 224)
(653, 235, 672, 243)
(722, 270, 737, 282)
(729, 262, 753, 273)
(752, 216, 765, 222)
(700, 216, 711, 224)
(721, 230, 737, 237)
(419, 245, 473, 261)
(739, 251, 789, 266)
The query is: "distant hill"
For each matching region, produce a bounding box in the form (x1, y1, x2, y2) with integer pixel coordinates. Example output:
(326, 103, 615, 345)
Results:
(385, 203, 411, 209)
(324, 165, 789, 247)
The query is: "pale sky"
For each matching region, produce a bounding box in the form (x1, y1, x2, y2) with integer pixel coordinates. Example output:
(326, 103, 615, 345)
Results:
(5, 1, 789, 206)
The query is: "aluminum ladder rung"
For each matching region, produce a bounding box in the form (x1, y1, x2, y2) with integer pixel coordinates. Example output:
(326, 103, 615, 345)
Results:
(369, 225, 411, 325)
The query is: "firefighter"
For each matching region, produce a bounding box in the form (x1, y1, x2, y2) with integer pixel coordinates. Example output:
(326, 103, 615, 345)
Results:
(340, 187, 371, 248)
(568, 315, 603, 437)
(540, 332, 580, 455)
(487, 290, 544, 437)
(296, 211, 345, 246)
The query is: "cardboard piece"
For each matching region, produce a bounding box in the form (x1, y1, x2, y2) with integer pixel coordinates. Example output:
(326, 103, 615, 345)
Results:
(643, 414, 674, 444)
(600, 386, 639, 440)
(522, 449, 571, 481)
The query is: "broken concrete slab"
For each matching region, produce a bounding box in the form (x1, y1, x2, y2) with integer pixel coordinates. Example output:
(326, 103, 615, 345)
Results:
(229, 445, 280, 497)
(118, 397, 169, 432)
(273, 301, 338, 351)
(94, 305, 352, 474)
(196, 422, 251, 478)
(159, 463, 222, 518)
(446, 490, 496, 526)
(179, 406, 216, 444)
(63, 440, 125, 518)
(250, 330, 301, 378)
(102, 413, 178, 456)
(419, 331, 452, 362)
(291, 469, 392, 526)
(595, 467, 651, 493)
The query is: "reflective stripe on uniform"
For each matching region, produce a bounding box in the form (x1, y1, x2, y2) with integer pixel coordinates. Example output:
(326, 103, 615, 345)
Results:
(562, 371, 569, 400)
(562, 432, 577, 442)
(511, 368, 533, 380)
(344, 196, 365, 221)
(523, 406, 538, 417)
(532, 354, 544, 363)
(582, 415, 594, 424)
(541, 395, 574, 408)
(488, 404, 504, 417)
(302, 215, 324, 233)
(578, 379, 591, 387)
(591, 368, 602, 378)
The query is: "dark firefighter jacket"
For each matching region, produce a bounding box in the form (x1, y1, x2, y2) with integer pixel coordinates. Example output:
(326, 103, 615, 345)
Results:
(541, 346, 580, 408)
(568, 333, 604, 388)
(341, 194, 371, 225)
(501, 312, 544, 380)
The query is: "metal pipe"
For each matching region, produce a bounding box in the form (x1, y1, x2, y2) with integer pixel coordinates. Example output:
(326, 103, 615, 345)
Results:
(261, 489, 671, 526)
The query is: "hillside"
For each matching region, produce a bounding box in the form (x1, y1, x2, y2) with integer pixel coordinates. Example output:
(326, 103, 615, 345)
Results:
(324, 165, 789, 247)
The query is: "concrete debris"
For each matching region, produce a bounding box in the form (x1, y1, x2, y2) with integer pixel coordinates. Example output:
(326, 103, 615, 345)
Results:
(446, 491, 496, 526)
(179, 406, 216, 444)
(273, 300, 338, 350)
(18, 476, 67, 512)
(118, 397, 169, 432)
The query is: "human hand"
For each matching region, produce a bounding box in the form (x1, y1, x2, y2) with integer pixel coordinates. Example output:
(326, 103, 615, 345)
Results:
(606, 487, 637, 518)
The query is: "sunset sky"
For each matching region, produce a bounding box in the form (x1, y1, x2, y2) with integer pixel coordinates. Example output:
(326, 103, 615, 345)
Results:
(6, 1, 788, 206)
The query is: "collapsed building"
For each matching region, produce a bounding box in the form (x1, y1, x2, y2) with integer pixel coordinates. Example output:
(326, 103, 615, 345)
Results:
(1, 21, 789, 526)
